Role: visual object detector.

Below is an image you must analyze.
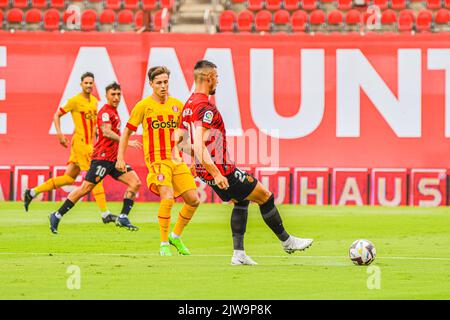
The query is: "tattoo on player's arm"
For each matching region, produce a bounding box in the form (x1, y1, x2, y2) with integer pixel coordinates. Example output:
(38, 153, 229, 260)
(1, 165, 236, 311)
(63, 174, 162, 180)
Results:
(101, 123, 120, 142)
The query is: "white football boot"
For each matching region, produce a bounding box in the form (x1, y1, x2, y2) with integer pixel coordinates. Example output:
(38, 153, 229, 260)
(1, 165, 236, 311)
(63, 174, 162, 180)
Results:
(282, 236, 314, 254)
(231, 253, 258, 266)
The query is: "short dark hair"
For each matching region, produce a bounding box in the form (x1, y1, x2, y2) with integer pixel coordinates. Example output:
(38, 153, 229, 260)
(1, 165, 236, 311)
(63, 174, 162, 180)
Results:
(148, 66, 170, 82)
(81, 72, 94, 81)
(194, 60, 217, 70)
(105, 82, 121, 93)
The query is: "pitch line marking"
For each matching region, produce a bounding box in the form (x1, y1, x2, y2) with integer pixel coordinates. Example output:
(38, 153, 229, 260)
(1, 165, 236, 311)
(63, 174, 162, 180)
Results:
(0, 252, 450, 262)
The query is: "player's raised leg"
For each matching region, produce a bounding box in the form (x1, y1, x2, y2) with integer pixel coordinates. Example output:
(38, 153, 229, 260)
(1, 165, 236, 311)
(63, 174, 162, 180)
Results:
(169, 188, 200, 255)
(49, 180, 96, 234)
(24, 163, 79, 212)
(115, 170, 141, 231)
(246, 182, 314, 254)
(230, 200, 257, 266)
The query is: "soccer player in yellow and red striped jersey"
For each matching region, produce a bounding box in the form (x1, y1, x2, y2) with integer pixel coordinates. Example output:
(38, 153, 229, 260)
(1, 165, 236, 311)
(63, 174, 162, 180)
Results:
(23, 72, 115, 223)
(116, 66, 200, 256)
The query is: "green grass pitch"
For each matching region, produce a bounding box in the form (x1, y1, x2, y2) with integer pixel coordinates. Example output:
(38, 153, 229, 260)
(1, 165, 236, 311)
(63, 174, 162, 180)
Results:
(1, 201, 450, 299)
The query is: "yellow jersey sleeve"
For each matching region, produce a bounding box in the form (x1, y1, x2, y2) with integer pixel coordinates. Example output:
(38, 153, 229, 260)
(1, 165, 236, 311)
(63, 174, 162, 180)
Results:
(60, 97, 77, 115)
(126, 101, 145, 132)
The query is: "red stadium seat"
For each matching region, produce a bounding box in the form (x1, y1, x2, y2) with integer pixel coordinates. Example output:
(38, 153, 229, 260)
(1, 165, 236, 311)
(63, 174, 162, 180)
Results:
(309, 9, 326, 32)
(338, 0, 353, 10)
(25, 8, 42, 23)
(160, 0, 175, 10)
(0, 0, 8, 9)
(142, 0, 158, 10)
(81, 9, 97, 31)
(7, 8, 24, 28)
(291, 9, 307, 32)
(50, 0, 65, 9)
(153, 9, 170, 32)
(105, 0, 121, 10)
(398, 9, 414, 32)
(426, 0, 442, 9)
(328, 10, 343, 30)
(100, 9, 115, 24)
(123, 0, 139, 10)
(446, 0, 450, 8)
(255, 9, 272, 32)
(0, 11, 3, 28)
(391, 0, 407, 9)
(416, 9, 433, 31)
(117, 9, 133, 23)
(247, 0, 264, 11)
(284, 0, 300, 11)
(302, 0, 318, 11)
(43, 8, 60, 31)
(31, 0, 47, 8)
(266, 0, 282, 11)
(237, 10, 254, 32)
(346, 9, 362, 25)
(273, 9, 290, 25)
(12, 0, 29, 8)
(435, 8, 450, 23)
(372, 0, 388, 10)
(381, 9, 397, 26)
(219, 10, 236, 32)
(135, 10, 143, 29)
(25, 8, 42, 30)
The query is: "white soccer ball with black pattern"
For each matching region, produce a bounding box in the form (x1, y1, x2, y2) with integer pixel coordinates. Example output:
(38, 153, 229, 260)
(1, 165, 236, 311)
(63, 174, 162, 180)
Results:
(349, 239, 376, 265)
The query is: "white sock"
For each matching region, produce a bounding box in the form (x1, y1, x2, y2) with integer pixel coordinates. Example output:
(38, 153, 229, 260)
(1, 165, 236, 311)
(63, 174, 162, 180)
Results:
(55, 212, 62, 219)
(101, 211, 111, 219)
(119, 214, 127, 218)
(234, 250, 246, 257)
(171, 232, 180, 239)
(161, 242, 169, 246)
(30, 189, 37, 197)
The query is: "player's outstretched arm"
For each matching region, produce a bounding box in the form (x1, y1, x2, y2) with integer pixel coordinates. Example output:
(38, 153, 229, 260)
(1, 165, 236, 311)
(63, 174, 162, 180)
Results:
(193, 126, 229, 189)
(116, 127, 133, 172)
(101, 123, 121, 142)
(53, 109, 69, 148)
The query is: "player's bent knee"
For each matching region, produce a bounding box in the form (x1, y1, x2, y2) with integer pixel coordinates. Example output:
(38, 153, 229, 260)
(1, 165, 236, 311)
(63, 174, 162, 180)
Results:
(188, 197, 200, 208)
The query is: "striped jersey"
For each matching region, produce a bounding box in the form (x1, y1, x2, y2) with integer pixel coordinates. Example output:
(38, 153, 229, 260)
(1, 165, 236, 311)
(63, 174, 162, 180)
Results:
(59, 93, 98, 145)
(126, 96, 184, 167)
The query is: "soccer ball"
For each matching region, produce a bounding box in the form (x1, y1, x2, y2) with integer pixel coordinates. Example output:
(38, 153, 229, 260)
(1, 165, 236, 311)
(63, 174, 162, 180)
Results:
(349, 239, 376, 265)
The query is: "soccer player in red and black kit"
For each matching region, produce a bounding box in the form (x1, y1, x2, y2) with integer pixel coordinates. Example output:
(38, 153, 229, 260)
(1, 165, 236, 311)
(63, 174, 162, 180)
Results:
(49, 82, 142, 234)
(179, 60, 314, 265)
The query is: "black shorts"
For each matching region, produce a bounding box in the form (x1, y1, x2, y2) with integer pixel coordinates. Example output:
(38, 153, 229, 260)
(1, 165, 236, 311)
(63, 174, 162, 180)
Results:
(207, 168, 258, 202)
(85, 160, 133, 185)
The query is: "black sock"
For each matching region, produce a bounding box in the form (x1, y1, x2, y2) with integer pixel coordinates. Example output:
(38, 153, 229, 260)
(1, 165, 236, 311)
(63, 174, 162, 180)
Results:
(231, 200, 249, 250)
(57, 199, 74, 217)
(121, 198, 134, 216)
(259, 194, 290, 241)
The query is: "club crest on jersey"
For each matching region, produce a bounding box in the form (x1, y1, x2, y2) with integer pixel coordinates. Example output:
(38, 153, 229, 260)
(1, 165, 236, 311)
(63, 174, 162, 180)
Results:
(172, 106, 179, 112)
(203, 111, 214, 124)
(157, 174, 165, 182)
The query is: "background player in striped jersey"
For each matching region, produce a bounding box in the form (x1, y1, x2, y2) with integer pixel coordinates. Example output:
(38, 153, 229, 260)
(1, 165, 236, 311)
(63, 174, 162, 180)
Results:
(179, 60, 314, 265)
(23, 72, 115, 223)
(49, 82, 142, 234)
(116, 66, 200, 256)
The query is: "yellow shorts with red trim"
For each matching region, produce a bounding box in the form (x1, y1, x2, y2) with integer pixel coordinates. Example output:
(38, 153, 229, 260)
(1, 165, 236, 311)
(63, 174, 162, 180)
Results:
(67, 136, 93, 171)
(147, 160, 197, 198)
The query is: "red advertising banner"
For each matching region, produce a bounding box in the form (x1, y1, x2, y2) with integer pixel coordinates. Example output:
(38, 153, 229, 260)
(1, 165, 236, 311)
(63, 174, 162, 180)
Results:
(332, 169, 369, 206)
(1, 33, 450, 171)
(0, 166, 11, 201)
(409, 169, 447, 206)
(370, 169, 408, 206)
(14, 166, 50, 201)
(293, 168, 330, 205)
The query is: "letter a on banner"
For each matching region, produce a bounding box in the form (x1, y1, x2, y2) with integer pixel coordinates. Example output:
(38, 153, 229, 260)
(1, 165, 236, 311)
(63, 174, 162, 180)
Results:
(143, 47, 242, 135)
(50, 47, 130, 134)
